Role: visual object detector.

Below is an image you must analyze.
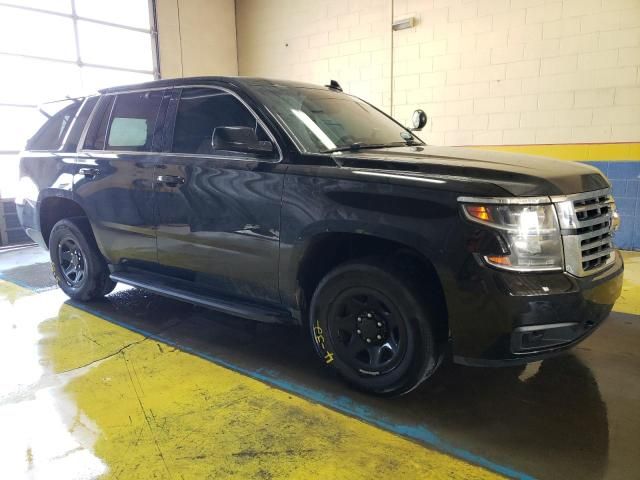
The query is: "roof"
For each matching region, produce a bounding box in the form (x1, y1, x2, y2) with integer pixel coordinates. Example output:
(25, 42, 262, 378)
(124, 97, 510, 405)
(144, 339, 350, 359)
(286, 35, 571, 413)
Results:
(99, 76, 332, 94)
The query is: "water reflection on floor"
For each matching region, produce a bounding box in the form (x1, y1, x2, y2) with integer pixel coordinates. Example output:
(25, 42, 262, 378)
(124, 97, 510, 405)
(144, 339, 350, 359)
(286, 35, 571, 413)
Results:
(0, 248, 639, 479)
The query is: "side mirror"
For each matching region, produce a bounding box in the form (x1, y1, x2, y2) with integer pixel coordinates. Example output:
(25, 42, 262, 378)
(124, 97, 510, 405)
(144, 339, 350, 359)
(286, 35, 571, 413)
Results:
(212, 126, 274, 156)
(411, 109, 427, 131)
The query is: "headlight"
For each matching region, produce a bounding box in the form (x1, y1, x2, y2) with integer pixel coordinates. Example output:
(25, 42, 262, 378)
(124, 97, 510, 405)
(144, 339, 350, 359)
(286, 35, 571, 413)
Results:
(461, 202, 563, 271)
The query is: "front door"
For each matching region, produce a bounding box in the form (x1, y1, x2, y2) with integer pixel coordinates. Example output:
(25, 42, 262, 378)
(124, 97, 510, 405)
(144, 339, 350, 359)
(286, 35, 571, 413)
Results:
(74, 89, 170, 266)
(154, 86, 285, 304)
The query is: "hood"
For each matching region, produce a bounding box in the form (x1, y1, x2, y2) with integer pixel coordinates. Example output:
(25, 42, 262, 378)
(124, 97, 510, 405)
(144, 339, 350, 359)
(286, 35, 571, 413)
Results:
(335, 145, 608, 196)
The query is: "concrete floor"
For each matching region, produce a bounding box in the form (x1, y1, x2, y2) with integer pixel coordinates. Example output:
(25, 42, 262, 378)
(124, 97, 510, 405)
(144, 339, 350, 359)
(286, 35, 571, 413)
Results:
(0, 246, 638, 479)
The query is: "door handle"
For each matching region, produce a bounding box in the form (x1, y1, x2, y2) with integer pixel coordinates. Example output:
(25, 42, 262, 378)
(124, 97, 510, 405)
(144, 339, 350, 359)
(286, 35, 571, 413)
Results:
(78, 167, 100, 178)
(156, 174, 185, 186)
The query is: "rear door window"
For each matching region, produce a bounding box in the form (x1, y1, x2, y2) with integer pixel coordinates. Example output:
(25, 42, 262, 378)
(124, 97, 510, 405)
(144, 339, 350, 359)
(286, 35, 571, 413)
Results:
(28, 99, 82, 151)
(105, 90, 164, 152)
(108, 117, 148, 147)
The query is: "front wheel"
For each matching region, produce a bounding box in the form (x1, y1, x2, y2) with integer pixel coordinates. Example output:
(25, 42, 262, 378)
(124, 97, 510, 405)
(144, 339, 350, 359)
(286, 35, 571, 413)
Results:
(50, 217, 116, 301)
(309, 258, 441, 396)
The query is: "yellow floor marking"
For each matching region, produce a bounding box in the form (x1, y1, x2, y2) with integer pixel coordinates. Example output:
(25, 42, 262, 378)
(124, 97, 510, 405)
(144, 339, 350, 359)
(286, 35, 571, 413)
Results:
(18, 298, 501, 479)
(5, 246, 637, 478)
(472, 142, 640, 161)
(0, 279, 33, 302)
(615, 251, 640, 316)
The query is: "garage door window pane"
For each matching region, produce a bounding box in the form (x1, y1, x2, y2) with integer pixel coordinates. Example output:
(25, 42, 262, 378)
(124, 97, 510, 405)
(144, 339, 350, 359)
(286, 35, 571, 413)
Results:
(77, 20, 153, 71)
(1, 1, 71, 13)
(0, 6, 76, 61)
(80, 66, 153, 92)
(0, 55, 82, 105)
(0, 106, 45, 151)
(75, 0, 150, 29)
(0, 154, 20, 199)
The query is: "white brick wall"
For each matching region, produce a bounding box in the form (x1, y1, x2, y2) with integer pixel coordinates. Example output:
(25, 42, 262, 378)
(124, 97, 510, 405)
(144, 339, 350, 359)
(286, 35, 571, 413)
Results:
(236, 0, 640, 145)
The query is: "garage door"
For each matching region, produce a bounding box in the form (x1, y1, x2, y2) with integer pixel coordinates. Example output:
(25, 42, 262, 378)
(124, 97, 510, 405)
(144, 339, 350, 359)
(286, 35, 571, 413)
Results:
(0, 0, 158, 201)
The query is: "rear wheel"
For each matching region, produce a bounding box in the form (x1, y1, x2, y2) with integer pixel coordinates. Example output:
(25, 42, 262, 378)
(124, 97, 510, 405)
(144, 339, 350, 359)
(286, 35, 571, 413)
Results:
(50, 217, 116, 301)
(309, 258, 441, 396)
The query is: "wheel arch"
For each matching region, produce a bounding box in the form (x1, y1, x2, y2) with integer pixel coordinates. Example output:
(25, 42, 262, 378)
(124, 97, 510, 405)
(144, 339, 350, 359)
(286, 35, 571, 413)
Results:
(291, 229, 449, 343)
(39, 194, 89, 249)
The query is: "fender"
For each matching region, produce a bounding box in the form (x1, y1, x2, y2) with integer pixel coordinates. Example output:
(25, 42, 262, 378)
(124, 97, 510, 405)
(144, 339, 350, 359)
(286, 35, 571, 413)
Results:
(279, 218, 450, 315)
(17, 151, 78, 248)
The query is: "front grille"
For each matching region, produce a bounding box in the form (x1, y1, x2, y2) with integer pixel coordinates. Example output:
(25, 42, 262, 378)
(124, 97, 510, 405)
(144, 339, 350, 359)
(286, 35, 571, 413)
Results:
(553, 188, 616, 277)
(574, 194, 613, 272)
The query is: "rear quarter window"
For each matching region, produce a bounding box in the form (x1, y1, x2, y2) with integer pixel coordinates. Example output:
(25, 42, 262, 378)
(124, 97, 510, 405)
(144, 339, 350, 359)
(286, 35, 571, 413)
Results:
(27, 99, 82, 151)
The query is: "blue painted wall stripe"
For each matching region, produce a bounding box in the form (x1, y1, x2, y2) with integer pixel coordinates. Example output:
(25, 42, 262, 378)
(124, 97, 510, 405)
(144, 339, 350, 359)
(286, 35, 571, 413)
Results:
(583, 160, 640, 251)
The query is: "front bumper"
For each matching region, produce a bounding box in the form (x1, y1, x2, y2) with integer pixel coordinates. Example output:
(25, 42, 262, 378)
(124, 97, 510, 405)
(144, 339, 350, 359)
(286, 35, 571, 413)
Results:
(447, 250, 624, 367)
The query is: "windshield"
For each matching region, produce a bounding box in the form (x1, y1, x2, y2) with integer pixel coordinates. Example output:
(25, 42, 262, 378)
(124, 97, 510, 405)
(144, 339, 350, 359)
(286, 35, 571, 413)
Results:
(252, 85, 423, 153)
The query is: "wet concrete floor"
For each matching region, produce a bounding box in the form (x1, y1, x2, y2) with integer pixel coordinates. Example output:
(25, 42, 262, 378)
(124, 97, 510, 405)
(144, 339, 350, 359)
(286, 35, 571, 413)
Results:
(0, 245, 638, 479)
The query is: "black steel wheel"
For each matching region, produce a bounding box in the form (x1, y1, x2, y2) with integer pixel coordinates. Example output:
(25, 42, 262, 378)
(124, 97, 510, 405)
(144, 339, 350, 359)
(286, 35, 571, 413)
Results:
(57, 237, 86, 287)
(327, 287, 407, 376)
(310, 258, 441, 396)
(50, 217, 116, 301)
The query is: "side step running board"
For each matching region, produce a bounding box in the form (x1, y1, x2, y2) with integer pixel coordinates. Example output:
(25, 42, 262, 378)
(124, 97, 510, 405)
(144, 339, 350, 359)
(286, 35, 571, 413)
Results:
(110, 272, 292, 324)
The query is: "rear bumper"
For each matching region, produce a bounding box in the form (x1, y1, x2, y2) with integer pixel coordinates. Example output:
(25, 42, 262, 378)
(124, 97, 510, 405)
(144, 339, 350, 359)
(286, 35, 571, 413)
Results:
(447, 250, 624, 367)
(16, 201, 47, 249)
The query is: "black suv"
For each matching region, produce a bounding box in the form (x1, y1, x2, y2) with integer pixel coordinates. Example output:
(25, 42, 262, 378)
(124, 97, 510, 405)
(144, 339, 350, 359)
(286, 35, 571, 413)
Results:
(17, 77, 624, 395)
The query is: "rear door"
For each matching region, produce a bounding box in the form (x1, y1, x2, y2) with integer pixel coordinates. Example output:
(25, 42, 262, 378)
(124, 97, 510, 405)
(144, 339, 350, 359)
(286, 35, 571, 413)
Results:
(154, 86, 285, 304)
(74, 88, 170, 266)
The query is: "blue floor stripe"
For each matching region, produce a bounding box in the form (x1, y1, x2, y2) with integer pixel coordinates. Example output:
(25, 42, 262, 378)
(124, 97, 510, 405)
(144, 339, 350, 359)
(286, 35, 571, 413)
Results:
(0, 272, 58, 292)
(0, 275, 535, 479)
(0, 273, 45, 292)
(65, 299, 536, 480)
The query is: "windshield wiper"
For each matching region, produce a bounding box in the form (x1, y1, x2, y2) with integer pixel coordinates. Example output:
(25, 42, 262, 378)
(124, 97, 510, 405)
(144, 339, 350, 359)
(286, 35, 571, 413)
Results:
(322, 143, 387, 154)
(322, 140, 422, 154)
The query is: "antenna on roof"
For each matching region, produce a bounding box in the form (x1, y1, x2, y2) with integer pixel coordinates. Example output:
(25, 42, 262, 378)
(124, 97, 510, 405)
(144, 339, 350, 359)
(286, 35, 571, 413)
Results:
(325, 80, 343, 92)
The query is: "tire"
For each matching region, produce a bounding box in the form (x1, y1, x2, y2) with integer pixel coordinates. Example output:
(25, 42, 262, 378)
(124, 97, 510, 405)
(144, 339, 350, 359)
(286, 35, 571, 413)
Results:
(49, 217, 116, 301)
(309, 258, 441, 396)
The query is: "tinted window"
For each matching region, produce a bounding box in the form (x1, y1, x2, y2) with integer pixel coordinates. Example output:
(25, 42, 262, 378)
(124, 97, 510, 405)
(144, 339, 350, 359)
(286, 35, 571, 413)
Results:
(83, 95, 115, 150)
(252, 85, 422, 153)
(65, 96, 99, 151)
(105, 90, 163, 151)
(171, 88, 271, 157)
(28, 99, 82, 151)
